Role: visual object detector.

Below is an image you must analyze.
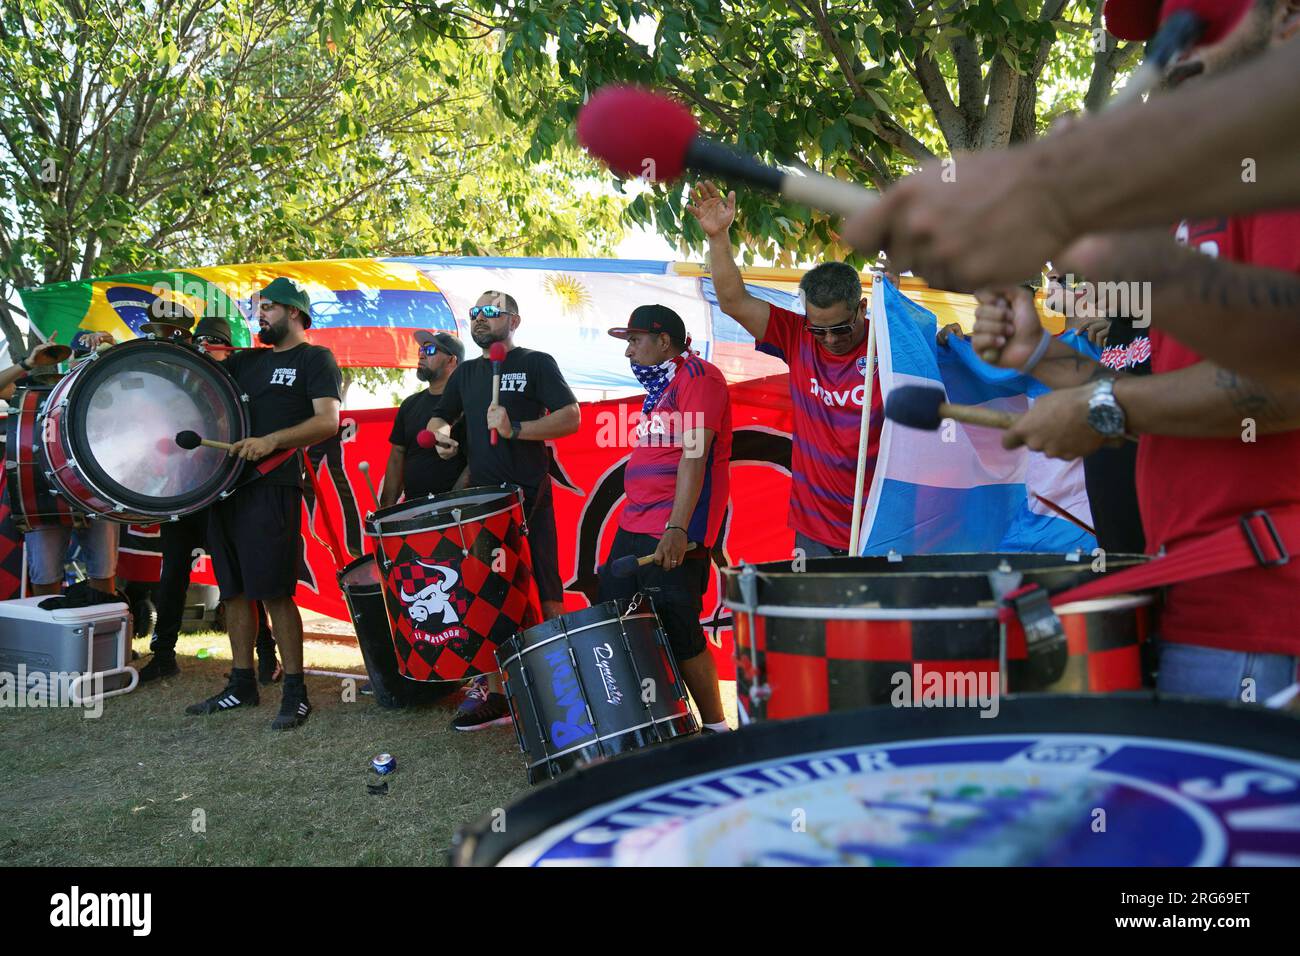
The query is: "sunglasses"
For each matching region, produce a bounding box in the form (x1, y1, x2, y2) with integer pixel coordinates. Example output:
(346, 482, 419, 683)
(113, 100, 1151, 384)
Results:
(194, 336, 227, 346)
(469, 305, 516, 320)
(805, 318, 858, 338)
(418, 343, 452, 358)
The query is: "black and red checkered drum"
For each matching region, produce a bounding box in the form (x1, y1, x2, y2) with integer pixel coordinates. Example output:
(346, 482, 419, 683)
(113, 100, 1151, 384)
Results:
(365, 485, 542, 682)
(497, 599, 698, 784)
(39, 339, 249, 523)
(723, 553, 1155, 723)
(4, 386, 89, 532)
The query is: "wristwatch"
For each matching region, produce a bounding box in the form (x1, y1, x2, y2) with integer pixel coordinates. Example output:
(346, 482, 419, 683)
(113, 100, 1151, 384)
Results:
(1086, 378, 1127, 438)
(509, 420, 522, 440)
(18, 358, 32, 372)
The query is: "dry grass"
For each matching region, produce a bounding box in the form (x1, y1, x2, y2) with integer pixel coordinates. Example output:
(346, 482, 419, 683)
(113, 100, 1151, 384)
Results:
(0, 632, 530, 866)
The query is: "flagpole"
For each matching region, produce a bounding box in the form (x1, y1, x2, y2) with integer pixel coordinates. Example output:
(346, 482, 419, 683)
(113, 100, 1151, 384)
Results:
(848, 273, 881, 554)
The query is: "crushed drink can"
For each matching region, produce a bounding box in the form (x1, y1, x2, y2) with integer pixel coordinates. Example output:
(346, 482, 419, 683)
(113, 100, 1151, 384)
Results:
(371, 753, 397, 775)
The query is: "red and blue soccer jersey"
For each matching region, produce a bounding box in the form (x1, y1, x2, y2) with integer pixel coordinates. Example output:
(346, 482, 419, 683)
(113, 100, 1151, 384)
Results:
(760, 304, 882, 550)
(620, 354, 733, 547)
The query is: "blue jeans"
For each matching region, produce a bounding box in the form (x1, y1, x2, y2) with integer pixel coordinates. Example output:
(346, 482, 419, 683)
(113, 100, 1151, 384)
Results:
(25, 521, 120, 586)
(1157, 642, 1298, 704)
(794, 531, 849, 559)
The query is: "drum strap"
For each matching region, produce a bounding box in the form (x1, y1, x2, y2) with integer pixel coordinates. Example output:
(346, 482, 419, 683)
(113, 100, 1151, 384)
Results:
(1044, 505, 1300, 608)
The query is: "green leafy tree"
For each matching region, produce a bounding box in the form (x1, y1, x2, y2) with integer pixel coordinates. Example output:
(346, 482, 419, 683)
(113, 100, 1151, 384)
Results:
(0, 0, 625, 359)
(352, 0, 1141, 265)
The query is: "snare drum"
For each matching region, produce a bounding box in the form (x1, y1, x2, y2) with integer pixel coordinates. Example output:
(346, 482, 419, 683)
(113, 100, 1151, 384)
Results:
(39, 339, 249, 522)
(723, 553, 1155, 723)
(498, 600, 698, 784)
(337, 554, 456, 709)
(365, 485, 542, 682)
(4, 386, 88, 531)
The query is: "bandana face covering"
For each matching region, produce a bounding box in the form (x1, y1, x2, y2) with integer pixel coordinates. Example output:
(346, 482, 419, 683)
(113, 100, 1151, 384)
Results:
(631, 355, 684, 415)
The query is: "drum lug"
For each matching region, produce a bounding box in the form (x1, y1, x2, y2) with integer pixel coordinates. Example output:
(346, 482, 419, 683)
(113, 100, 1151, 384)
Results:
(749, 681, 771, 705)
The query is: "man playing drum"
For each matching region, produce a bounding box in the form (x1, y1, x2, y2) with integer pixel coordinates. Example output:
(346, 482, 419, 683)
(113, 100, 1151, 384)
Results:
(425, 290, 580, 731)
(381, 330, 467, 508)
(599, 305, 731, 734)
(186, 278, 342, 730)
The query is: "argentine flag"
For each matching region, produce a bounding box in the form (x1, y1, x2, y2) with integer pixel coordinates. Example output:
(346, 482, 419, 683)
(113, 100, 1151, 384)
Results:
(860, 279, 1097, 555)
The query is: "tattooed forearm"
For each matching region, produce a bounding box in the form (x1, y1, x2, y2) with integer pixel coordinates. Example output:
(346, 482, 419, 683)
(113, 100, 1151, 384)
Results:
(1213, 366, 1299, 425)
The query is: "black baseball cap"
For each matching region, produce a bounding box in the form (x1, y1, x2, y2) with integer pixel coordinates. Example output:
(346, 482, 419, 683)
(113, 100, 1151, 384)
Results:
(607, 304, 687, 345)
(193, 314, 233, 346)
(414, 329, 464, 362)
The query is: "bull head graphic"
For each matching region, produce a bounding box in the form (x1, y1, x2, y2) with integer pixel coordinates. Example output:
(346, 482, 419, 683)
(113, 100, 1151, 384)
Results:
(399, 562, 461, 626)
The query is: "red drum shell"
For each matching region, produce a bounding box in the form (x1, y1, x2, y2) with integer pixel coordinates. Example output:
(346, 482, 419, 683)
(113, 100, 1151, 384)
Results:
(40, 340, 249, 522)
(366, 485, 542, 682)
(4, 387, 88, 532)
(724, 554, 1154, 722)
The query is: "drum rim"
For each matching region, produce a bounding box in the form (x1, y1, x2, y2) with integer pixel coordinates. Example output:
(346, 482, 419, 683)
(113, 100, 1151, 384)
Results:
(50, 341, 249, 515)
(721, 593, 1152, 620)
(450, 693, 1300, 867)
(365, 483, 524, 536)
(721, 553, 1151, 581)
(497, 611, 660, 670)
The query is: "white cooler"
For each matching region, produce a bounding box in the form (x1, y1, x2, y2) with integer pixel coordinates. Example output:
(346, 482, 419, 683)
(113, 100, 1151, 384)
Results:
(0, 597, 138, 705)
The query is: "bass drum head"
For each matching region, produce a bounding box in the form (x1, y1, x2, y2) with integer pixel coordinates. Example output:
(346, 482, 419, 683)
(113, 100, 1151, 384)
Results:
(451, 694, 1300, 867)
(61, 341, 247, 515)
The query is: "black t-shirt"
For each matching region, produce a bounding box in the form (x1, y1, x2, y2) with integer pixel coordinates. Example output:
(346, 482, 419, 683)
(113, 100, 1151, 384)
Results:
(226, 343, 343, 486)
(390, 389, 466, 499)
(1083, 319, 1151, 554)
(433, 347, 576, 491)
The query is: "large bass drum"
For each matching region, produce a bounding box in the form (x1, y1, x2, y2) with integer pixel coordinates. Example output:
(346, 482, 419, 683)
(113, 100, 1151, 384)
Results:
(452, 694, 1300, 867)
(723, 554, 1155, 723)
(39, 340, 249, 523)
(4, 386, 89, 532)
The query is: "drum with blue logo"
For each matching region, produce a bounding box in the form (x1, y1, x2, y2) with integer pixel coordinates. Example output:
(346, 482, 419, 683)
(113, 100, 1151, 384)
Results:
(497, 599, 697, 784)
(451, 694, 1300, 867)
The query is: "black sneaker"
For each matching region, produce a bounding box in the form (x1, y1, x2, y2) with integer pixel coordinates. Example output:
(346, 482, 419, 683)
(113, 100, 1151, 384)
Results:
(272, 690, 312, 730)
(450, 691, 512, 731)
(185, 679, 258, 715)
(137, 654, 179, 683)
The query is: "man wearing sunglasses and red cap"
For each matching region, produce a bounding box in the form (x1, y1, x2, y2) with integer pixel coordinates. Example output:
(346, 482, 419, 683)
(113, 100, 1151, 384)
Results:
(689, 182, 880, 558)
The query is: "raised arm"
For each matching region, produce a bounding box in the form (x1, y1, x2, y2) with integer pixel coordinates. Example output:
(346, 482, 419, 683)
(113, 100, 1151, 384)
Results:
(687, 181, 770, 341)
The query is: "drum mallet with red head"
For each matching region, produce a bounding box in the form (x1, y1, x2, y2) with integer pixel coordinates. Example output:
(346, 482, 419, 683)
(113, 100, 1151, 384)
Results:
(577, 86, 874, 219)
(357, 460, 380, 509)
(885, 386, 1018, 432)
(175, 430, 234, 452)
(488, 341, 506, 446)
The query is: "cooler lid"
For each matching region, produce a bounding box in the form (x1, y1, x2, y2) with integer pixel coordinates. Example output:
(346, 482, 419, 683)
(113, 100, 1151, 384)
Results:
(0, 595, 129, 625)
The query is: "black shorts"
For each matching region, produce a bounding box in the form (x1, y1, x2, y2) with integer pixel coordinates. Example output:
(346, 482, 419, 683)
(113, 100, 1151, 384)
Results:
(207, 482, 302, 601)
(598, 527, 708, 661)
(522, 481, 563, 604)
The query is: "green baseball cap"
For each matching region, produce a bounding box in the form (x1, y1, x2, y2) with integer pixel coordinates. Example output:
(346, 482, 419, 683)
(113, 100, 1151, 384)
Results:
(259, 277, 312, 328)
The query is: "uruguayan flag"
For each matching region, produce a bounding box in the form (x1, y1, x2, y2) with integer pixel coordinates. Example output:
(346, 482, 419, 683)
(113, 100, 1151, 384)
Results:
(861, 279, 1097, 555)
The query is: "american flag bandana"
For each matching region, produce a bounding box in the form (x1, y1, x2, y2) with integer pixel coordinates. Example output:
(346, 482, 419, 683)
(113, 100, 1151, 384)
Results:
(630, 346, 692, 415)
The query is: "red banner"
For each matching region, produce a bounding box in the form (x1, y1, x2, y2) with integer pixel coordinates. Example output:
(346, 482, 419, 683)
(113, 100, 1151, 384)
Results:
(177, 376, 798, 678)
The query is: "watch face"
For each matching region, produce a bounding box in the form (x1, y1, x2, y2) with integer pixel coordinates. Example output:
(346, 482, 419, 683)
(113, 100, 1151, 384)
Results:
(1088, 402, 1126, 437)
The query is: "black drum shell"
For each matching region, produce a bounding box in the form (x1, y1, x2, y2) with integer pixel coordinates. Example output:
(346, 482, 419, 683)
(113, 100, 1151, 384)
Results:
(337, 554, 455, 709)
(498, 600, 697, 784)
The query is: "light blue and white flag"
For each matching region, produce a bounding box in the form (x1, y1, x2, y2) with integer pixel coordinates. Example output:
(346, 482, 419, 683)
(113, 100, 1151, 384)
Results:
(861, 279, 1097, 555)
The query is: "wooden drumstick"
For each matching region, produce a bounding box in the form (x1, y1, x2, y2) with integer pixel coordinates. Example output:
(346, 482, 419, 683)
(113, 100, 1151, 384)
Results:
(357, 460, 380, 509)
(607, 543, 701, 578)
(175, 430, 233, 452)
(885, 386, 1018, 431)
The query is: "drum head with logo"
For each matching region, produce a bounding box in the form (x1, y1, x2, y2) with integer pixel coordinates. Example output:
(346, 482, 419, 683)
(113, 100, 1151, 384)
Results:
(366, 485, 523, 537)
(58, 341, 247, 515)
(451, 694, 1300, 867)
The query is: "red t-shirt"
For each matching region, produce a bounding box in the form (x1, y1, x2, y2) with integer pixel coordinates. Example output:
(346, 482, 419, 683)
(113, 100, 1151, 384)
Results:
(761, 304, 883, 550)
(1139, 211, 1300, 655)
(620, 354, 732, 547)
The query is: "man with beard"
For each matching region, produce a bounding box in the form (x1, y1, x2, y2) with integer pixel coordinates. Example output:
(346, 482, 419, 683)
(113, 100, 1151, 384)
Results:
(186, 278, 342, 730)
(380, 330, 467, 508)
(426, 290, 580, 731)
